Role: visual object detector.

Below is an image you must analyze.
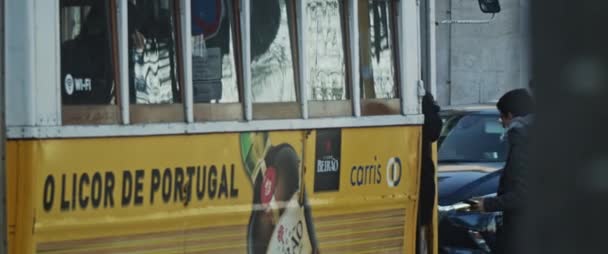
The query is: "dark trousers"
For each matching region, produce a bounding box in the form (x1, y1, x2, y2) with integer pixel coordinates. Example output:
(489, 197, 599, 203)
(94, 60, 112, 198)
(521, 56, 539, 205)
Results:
(416, 156, 436, 254)
(494, 215, 519, 254)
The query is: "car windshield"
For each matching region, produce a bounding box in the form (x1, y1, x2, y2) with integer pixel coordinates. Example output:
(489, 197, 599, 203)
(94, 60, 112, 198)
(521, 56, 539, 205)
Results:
(438, 113, 508, 163)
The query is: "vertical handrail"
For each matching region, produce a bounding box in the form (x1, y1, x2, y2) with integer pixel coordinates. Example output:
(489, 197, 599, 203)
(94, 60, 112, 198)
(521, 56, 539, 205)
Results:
(118, 0, 130, 124)
(181, 0, 194, 123)
(298, 0, 309, 119)
(349, 0, 361, 117)
(242, 0, 252, 121)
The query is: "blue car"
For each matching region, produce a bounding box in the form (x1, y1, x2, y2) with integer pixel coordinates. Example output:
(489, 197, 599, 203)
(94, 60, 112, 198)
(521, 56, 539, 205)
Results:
(437, 105, 506, 253)
(438, 170, 502, 253)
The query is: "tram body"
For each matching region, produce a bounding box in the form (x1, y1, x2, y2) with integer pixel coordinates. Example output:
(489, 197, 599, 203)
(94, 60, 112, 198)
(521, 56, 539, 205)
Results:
(2, 0, 436, 253)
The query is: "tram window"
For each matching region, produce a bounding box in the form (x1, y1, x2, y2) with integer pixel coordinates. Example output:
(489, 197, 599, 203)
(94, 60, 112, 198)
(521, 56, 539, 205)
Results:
(306, 0, 348, 101)
(60, 0, 122, 125)
(192, 0, 243, 121)
(249, 0, 301, 120)
(60, 0, 116, 105)
(128, 0, 181, 105)
(358, 0, 400, 115)
(305, 0, 353, 118)
(128, 0, 186, 123)
(250, 0, 298, 104)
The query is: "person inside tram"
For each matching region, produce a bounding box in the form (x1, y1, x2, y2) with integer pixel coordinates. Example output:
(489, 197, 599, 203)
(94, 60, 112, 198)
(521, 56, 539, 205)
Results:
(128, 0, 181, 104)
(61, 1, 115, 105)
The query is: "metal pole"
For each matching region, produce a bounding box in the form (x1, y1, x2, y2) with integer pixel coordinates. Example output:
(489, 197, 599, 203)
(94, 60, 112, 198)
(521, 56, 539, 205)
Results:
(181, 0, 193, 123)
(118, 0, 130, 124)
(297, 0, 308, 119)
(242, 0, 252, 121)
(399, 0, 408, 115)
(447, 0, 452, 105)
(349, 0, 361, 117)
(414, 0, 423, 114)
(520, 0, 531, 89)
(427, 0, 437, 96)
(440, 13, 495, 24)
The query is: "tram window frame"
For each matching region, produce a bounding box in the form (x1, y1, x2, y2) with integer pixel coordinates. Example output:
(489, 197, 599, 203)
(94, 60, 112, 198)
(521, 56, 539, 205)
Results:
(128, 0, 186, 124)
(192, 0, 244, 122)
(57, 0, 412, 128)
(306, 0, 354, 118)
(250, 0, 302, 120)
(60, 0, 122, 125)
(358, 0, 401, 116)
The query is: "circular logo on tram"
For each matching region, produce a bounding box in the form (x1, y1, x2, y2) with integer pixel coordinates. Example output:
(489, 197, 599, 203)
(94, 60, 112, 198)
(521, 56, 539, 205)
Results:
(64, 74, 74, 95)
(386, 157, 402, 187)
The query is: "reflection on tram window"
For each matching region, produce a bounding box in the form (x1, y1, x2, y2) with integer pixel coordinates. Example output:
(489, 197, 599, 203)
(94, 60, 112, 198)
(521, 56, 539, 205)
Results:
(60, 0, 115, 105)
(359, 0, 397, 99)
(306, 0, 348, 101)
(250, 0, 297, 103)
(191, 0, 239, 103)
(129, 0, 181, 104)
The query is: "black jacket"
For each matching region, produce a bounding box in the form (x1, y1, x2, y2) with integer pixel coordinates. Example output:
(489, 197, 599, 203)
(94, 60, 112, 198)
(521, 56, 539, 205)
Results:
(483, 115, 532, 254)
(419, 93, 442, 225)
(484, 115, 533, 213)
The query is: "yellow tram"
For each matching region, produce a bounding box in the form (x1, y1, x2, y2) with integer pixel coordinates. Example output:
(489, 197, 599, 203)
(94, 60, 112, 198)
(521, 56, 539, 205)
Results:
(2, 0, 440, 253)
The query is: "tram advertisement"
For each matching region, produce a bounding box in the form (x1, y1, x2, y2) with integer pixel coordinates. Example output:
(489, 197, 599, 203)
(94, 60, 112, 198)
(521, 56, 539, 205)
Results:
(6, 126, 420, 253)
(240, 132, 319, 254)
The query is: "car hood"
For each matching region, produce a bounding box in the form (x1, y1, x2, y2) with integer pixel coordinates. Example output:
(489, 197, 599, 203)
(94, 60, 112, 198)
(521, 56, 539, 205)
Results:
(438, 162, 503, 173)
(437, 169, 502, 206)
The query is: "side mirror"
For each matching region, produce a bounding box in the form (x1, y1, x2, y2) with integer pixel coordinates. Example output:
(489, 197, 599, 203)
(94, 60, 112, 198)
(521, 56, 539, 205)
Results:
(478, 0, 501, 13)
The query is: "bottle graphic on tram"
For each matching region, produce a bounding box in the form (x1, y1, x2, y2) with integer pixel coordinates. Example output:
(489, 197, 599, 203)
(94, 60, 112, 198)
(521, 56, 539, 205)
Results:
(240, 132, 320, 254)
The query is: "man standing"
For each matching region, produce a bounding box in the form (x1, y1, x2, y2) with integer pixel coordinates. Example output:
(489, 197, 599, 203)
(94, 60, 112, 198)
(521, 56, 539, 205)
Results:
(417, 92, 442, 254)
(472, 88, 534, 254)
